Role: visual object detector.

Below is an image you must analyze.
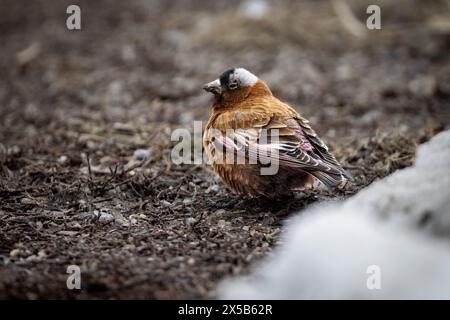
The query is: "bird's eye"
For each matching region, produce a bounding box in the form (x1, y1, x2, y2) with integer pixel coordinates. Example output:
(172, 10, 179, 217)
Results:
(229, 80, 239, 90)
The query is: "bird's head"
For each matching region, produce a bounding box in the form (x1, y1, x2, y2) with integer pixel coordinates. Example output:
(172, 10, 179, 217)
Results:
(203, 68, 269, 105)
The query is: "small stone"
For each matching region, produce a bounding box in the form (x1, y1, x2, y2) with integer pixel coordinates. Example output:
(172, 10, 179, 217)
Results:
(124, 244, 136, 250)
(186, 217, 197, 226)
(71, 222, 82, 229)
(16, 42, 41, 66)
(133, 149, 151, 161)
(183, 198, 193, 205)
(36, 221, 43, 230)
(57, 155, 68, 164)
(37, 250, 46, 257)
(98, 209, 115, 224)
(408, 76, 437, 97)
(207, 185, 220, 193)
(58, 230, 78, 236)
(112, 210, 130, 228)
(78, 199, 89, 211)
(92, 209, 100, 219)
(243, 226, 250, 231)
(187, 258, 195, 265)
(86, 140, 97, 150)
(9, 248, 23, 258)
(20, 197, 34, 205)
(218, 220, 227, 228)
(161, 200, 172, 207)
(26, 255, 40, 262)
(214, 209, 226, 216)
(138, 213, 147, 219)
(113, 122, 134, 133)
(8, 145, 21, 156)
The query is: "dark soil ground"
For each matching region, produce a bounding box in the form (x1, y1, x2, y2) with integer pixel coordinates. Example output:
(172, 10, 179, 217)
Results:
(0, 0, 449, 299)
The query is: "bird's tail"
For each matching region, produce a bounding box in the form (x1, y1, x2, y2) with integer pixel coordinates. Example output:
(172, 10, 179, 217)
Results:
(310, 171, 348, 190)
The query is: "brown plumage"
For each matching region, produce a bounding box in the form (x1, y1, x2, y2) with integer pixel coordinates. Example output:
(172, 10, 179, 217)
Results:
(203, 68, 349, 198)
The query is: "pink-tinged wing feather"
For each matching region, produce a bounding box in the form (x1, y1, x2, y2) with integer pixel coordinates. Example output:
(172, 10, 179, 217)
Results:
(205, 109, 348, 188)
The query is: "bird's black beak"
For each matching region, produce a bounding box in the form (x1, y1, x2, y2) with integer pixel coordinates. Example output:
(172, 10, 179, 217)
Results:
(203, 79, 222, 95)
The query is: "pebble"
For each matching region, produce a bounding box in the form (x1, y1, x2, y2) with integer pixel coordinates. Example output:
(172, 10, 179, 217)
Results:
(112, 213, 130, 228)
(57, 155, 68, 164)
(133, 149, 151, 161)
(9, 248, 23, 258)
(38, 250, 46, 257)
(123, 244, 136, 250)
(98, 209, 115, 224)
(218, 220, 227, 228)
(113, 122, 134, 133)
(138, 213, 147, 219)
(161, 200, 172, 207)
(26, 255, 40, 262)
(186, 217, 197, 226)
(58, 230, 78, 236)
(20, 197, 34, 205)
(78, 199, 89, 211)
(408, 76, 436, 97)
(36, 221, 43, 230)
(16, 42, 41, 66)
(8, 145, 21, 156)
(86, 140, 97, 150)
(214, 209, 226, 216)
(71, 222, 82, 229)
(206, 185, 220, 193)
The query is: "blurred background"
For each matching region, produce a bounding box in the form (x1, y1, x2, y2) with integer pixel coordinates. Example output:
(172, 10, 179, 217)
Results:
(1, 0, 449, 138)
(0, 0, 449, 299)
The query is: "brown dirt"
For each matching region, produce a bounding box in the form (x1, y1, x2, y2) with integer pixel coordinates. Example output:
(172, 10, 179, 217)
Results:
(0, 0, 449, 299)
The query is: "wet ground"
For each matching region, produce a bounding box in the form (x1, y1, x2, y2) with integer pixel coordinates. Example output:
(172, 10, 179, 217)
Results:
(0, 0, 449, 298)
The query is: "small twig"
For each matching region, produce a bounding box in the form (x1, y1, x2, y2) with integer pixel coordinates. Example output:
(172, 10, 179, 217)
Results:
(86, 153, 93, 185)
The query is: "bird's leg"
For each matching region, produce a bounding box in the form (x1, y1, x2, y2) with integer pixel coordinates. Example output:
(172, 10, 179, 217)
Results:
(219, 197, 241, 209)
(207, 196, 242, 210)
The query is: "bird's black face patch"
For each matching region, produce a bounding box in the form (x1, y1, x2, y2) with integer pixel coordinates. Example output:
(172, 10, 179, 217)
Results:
(219, 68, 236, 91)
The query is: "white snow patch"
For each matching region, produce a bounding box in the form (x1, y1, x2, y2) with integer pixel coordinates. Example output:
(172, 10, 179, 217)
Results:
(218, 130, 450, 299)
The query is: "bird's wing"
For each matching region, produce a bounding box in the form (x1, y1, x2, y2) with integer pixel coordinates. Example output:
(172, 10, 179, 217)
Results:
(208, 113, 347, 188)
(294, 115, 350, 178)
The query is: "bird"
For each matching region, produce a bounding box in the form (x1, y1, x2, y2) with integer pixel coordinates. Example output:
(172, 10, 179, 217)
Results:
(202, 67, 349, 198)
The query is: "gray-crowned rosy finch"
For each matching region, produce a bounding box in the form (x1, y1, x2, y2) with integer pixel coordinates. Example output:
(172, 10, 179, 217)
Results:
(203, 67, 349, 198)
